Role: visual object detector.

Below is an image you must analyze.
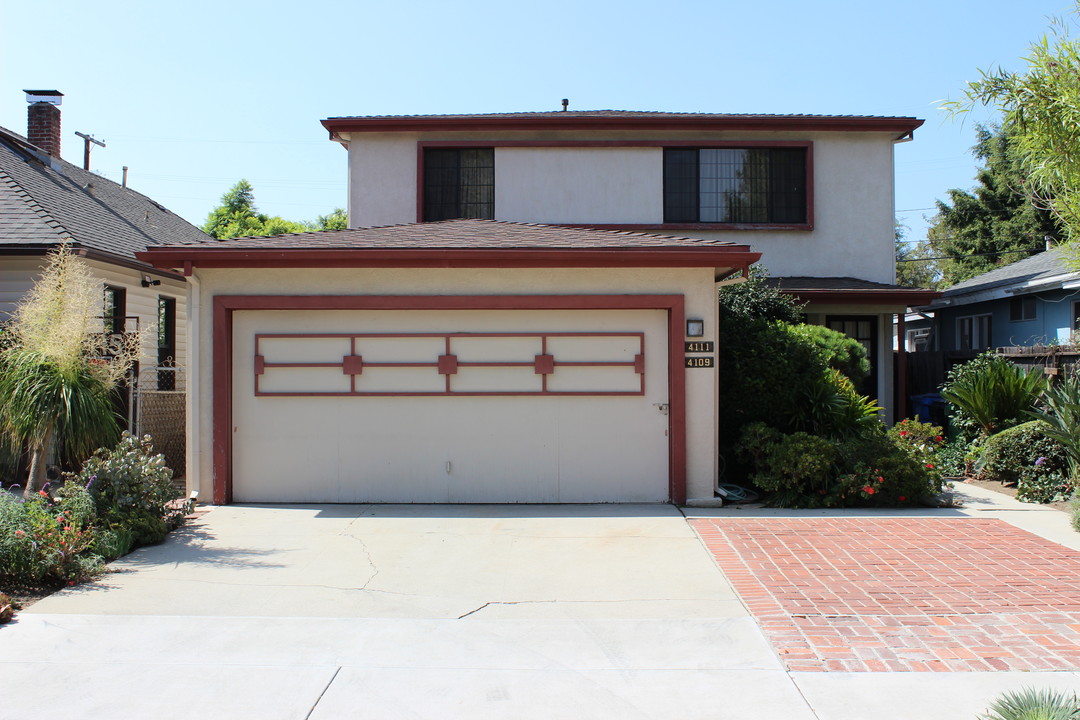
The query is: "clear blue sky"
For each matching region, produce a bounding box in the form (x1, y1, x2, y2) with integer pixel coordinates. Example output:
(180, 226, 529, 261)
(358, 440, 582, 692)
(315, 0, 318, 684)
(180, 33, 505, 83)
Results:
(1, 0, 1074, 247)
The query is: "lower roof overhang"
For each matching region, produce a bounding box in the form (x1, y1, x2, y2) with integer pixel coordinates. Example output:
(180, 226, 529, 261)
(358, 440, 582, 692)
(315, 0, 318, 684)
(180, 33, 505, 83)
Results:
(780, 288, 942, 308)
(136, 247, 762, 279)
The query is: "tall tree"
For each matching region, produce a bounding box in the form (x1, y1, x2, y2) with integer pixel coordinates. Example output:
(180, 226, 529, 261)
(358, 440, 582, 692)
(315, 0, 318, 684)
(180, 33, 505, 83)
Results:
(944, 7, 1080, 240)
(926, 125, 1060, 285)
(202, 180, 307, 239)
(895, 221, 941, 288)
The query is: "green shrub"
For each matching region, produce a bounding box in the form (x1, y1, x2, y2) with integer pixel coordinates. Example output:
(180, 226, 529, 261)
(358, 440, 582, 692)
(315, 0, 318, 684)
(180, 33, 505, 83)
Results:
(787, 323, 870, 382)
(941, 352, 1046, 438)
(1071, 495, 1080, 533)
(79, 433, 182, 548)
(980, 421, 1074, 503)
(735, 423, 837, 507)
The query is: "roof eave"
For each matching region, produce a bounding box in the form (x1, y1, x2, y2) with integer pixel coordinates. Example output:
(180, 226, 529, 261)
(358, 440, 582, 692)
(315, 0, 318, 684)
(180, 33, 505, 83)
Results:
(779, 287, 942, 307)
(136, 246, 762, 273)
(321, 115, 925, 136)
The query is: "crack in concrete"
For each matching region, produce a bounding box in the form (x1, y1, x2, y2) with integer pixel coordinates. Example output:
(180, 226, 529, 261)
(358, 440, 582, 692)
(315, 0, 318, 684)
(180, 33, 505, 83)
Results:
(455, 598, 710, 619)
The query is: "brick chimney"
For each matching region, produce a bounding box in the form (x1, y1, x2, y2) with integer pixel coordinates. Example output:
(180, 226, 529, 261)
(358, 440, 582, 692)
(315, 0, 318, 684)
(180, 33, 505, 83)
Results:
(24, 90, 64, 157)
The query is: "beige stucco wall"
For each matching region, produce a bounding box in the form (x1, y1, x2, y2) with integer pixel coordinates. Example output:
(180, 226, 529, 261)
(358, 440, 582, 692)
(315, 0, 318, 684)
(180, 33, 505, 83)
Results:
(189, 266, 721, 503)
(343, 130, 900, 283)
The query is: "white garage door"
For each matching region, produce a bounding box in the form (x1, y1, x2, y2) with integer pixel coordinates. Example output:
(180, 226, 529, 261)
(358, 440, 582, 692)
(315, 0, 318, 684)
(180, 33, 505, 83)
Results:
(231, 308, 670, 503)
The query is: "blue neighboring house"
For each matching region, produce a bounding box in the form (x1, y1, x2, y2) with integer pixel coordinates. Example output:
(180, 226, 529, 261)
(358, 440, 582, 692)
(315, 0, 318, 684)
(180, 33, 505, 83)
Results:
(921, 246, 1080, 352)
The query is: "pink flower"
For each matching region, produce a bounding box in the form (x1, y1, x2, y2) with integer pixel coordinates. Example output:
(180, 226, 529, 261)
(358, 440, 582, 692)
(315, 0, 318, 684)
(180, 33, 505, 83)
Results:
(14, 530, 24, 537)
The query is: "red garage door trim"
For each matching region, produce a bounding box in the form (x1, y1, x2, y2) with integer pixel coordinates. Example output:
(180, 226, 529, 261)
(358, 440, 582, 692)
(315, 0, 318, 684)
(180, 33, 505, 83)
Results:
(212, 294, 687, 505)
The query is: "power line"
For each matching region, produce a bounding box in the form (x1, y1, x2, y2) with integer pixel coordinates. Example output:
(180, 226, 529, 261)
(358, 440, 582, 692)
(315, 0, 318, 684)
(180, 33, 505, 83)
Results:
(896, 248, 1035, 263)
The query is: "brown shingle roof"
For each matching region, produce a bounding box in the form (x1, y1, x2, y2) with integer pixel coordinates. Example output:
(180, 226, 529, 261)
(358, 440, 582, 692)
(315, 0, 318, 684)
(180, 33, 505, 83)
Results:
(322, 110, 923, 136)
(168, 219, 743, 250)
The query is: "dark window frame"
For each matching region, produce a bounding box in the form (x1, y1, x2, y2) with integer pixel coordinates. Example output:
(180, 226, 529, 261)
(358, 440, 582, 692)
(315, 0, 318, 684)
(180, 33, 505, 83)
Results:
(103, 285, 126, 335)
(957, 314, 992, 351)
(157, 296, 177, 391)
(663, 144, 811, 227)
(1009, 296, 1036, 322)
(421, 147, 495, 222)
(825, 315, 878, 399)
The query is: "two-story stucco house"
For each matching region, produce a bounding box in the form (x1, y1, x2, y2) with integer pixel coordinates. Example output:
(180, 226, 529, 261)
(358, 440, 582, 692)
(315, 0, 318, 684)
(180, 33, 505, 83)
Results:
(319, 110, 939, 416)
(139, 108, 936, 506)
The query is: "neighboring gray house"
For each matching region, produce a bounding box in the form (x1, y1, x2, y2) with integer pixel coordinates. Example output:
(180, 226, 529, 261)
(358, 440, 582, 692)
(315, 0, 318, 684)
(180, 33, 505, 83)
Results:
(1, 90, 212, 474)
(920, 246, 1080, 352)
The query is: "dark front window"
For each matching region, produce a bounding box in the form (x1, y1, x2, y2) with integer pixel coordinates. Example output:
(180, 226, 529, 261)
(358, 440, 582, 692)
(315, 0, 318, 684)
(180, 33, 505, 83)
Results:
(1009, 296, 1036, 322)
(423, 148, 495, 221)
(103, 286, 126, 334)
(826, 316, 877, 398)
(157, 296, 176, 391)
(664, 147, 807, 224)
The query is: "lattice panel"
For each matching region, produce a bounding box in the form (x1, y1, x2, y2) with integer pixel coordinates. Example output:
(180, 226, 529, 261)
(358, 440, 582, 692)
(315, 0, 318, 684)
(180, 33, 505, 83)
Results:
(253, 332, 646, 396)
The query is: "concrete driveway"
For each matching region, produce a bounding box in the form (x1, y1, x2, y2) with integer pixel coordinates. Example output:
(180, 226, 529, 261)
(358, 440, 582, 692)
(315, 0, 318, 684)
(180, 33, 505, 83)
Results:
(3, 494, 1080, 719)
(0, 504, 797, 720)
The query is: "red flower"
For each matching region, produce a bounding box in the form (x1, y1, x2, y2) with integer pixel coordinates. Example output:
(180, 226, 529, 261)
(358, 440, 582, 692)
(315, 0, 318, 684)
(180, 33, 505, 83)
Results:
(876, 476, 884, 483)
(935, 436, 943, 442)
(862, 485, 876, 495)
(14, 530, 24, 537)
(926, 463, 935, 469)
(38, 490, 48, 498)
(898, 496, 907, 502)
(899, 431, 908, 437)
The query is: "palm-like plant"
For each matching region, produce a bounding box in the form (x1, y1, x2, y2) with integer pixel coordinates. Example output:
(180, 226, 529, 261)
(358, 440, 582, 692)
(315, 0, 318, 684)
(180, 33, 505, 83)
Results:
(0, 246, 142, 496)
(941, 355, 1046, 436)
(981, 687, 1080, 720)
(1030, 371, 1080, 480)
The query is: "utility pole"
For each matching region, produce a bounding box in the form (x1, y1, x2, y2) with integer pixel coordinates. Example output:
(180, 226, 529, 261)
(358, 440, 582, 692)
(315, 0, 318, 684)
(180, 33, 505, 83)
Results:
(74, 131, 105, 171)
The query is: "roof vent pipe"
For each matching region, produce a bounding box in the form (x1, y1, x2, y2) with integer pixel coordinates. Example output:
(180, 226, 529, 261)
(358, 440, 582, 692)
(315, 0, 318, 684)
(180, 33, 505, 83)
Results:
(1046, 235, 1054, 251)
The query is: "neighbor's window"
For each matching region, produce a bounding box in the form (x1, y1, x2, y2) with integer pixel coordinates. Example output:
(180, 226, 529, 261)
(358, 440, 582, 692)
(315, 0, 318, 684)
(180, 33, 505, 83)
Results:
(663, 147, 808, 224)
(957, 314, 992, 351)
(1009, 296, 1036, 322)
(157, 296, 176, 391)
(103, 285, 126, 334)
(422, 148, 495, 221)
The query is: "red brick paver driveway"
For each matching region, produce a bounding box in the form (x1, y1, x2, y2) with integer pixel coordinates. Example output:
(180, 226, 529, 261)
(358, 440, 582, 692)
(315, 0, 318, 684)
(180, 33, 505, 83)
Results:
(690, 517, 1080, 672)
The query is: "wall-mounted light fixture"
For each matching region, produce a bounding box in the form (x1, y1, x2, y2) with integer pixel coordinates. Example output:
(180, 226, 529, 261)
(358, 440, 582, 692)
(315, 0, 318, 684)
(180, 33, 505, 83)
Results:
(686, 318, 705, 337)
(141, 275, 161, 288)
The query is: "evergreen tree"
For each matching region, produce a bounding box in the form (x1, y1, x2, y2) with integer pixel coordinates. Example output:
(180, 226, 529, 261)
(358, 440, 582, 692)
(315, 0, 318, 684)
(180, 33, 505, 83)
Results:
(927, 125, 1060, 286)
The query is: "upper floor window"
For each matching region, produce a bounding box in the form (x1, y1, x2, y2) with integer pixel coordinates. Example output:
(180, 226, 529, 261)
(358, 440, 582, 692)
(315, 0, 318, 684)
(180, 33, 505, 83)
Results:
(423, 148, 494, 221)
(663, 147, 807, 224)
(1009, 296, 1036, 322)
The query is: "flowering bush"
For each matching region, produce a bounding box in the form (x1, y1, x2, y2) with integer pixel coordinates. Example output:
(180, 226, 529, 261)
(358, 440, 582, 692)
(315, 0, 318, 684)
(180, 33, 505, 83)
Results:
(0, 592, 14, 623)
(0, 484, 103, 585)
(980, 421, 1073, 503)
(736, 421, 945, 508)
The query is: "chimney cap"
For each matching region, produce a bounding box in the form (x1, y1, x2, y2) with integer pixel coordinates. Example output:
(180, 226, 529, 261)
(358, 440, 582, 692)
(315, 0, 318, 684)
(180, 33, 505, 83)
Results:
(24, 90, 63, 105)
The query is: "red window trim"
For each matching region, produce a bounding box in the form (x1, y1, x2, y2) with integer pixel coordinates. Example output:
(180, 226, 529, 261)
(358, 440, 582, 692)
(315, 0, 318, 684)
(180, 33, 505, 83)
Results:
(415, 140, 813, 228)
(213, 294, 688, 505)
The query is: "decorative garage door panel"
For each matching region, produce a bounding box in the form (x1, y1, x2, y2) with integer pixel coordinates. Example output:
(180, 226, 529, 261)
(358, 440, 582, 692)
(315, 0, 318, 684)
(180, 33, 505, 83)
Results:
(231, 309, 669, 503)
